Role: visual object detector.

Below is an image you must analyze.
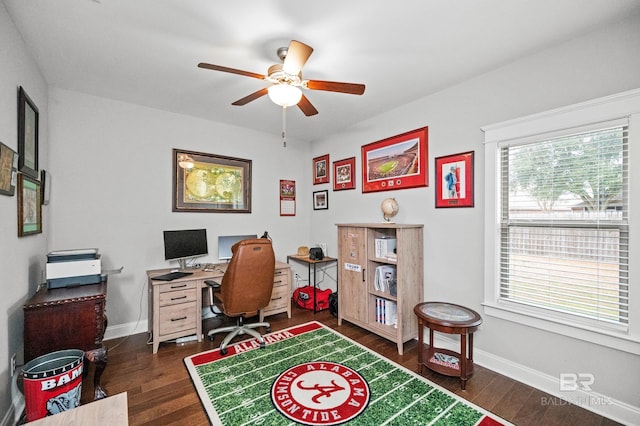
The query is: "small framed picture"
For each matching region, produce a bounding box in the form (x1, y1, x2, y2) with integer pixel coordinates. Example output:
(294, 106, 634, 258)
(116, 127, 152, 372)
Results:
(18, 173, 42, 236)
(333, 157, 356, 191)
(0, 142, 19, 196)
(313, 154, 330, 185)
(313, 190, 329, 210)
(18, 87, 39, 179)
(435, 151, 474, 208)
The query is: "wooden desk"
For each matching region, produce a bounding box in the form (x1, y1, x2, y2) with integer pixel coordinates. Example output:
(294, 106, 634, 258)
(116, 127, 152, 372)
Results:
(287, 255, 337, 313)
(414, 302, 482, 389)
(29, 391, 128, 425)
(147, 262, 291, 353)
(23, 282, 108, 400)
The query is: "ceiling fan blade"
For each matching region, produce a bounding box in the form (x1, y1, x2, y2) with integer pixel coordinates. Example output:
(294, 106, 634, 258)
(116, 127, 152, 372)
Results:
(198, 63, 266, 80)
(282, 40, 314, 75)
(232, 88, 269, 106)
(297, 94, 319, 116)
(306, 79, 365, 95)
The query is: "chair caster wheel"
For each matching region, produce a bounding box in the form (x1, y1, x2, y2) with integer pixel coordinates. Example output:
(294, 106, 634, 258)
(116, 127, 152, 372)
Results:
(221, 348, 228, 355)
(208, 336, 215, 342)
(260, 341, 265, 349)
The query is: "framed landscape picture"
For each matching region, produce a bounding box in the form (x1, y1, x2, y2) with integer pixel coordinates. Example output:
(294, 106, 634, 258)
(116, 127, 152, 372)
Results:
(435, 151, 474, 208)
(18, 173, 42, 236)
(173, 149, 252, 213)
(361, 127, 428, 193)
(333, 157, 356, 191)
(313, 154, 330, 185)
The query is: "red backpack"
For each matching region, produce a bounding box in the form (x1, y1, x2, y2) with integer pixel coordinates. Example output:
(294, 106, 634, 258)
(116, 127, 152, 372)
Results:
(292, 286, 333, 311)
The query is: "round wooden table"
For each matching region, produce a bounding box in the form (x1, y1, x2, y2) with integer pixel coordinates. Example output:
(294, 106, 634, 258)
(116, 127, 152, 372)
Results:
(414, 302, 482, 389)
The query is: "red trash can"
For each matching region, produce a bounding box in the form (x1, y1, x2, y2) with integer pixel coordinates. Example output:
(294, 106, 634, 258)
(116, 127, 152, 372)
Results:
(22, 349, 84, 421)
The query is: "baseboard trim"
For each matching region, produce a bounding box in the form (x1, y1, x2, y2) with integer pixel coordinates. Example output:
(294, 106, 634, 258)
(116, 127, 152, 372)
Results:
(432, 334, 640, 425)
(104, 320, 148, 341)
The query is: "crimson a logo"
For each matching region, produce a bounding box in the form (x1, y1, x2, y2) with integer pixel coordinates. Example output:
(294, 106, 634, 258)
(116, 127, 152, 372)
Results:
(271, 361, 370, 425)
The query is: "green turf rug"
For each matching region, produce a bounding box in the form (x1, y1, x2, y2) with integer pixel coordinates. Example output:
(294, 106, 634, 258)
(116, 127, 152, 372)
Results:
(184, 321, 511, 425)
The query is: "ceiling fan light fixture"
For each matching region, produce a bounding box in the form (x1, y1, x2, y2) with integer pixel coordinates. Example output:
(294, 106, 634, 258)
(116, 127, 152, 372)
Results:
(268, 84, 302, 107)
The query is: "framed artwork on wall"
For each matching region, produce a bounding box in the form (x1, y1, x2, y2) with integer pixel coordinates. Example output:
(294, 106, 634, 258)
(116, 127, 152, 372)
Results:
(18, 173, 42, 236)
(435, 151, 474, 208)
(18, 87, 39, 178)
(361, 126, 428, 193)
(172, 149, 252, 213)
(313, 154, 330, 185)
(313, 190, 329, 210)
(333, 157, 356, 191)
(0, 142, 18, 196)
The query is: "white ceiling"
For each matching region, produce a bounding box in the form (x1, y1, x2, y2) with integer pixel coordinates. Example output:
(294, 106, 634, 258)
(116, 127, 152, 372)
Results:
(5, 0, 640, 143)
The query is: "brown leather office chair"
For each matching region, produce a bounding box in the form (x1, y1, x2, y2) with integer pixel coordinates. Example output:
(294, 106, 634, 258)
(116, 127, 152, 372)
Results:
(206, 238, 276, 355)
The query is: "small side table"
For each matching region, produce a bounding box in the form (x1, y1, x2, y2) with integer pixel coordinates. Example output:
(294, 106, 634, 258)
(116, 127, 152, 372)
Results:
(286, 255, 337, 313)
(414, 301, 482, 389)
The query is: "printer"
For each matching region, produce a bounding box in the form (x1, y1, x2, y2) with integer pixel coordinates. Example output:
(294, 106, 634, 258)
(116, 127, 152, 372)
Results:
(46, 248, 103, 289)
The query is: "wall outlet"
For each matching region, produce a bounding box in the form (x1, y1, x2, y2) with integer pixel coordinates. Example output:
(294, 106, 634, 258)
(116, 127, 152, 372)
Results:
(10, 353, 16, 376)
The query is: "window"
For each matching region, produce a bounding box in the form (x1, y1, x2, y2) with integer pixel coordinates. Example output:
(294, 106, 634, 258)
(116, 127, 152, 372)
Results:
(500, 125, 628, 327)
(482, 89, 640, 354)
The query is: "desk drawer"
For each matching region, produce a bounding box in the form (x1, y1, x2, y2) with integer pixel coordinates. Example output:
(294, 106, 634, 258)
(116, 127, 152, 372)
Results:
(265, 284, 289, 311)
(159, 302, 197, 336)
(158, 280, 197, 293)
(273, 269, 290, 288)
(159, 287, 196, 307)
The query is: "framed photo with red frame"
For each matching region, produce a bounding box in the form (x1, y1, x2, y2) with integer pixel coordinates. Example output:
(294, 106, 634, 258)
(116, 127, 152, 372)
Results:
(313, 154, 330, 185)
(435, 151, 474, 208)
(361, 127, 428, 193)
(333, 157, 356, 191)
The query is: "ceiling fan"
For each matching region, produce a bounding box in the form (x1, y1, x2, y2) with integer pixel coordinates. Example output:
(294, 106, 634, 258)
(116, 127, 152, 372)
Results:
(198, 40, 365, 116)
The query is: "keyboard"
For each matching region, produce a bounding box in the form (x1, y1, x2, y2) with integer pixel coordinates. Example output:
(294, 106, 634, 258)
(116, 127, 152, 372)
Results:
(152, 271, 193, 281)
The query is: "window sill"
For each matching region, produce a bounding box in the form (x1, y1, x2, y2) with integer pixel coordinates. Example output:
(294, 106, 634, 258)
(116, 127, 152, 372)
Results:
(482, 301, 640, 355)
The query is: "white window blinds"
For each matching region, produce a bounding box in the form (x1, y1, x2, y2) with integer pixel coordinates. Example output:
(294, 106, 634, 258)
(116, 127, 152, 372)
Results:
(499, 124, 629, 328)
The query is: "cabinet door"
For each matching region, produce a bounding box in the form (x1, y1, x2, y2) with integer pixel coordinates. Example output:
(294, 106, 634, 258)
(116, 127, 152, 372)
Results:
(338, 226, 367, 324)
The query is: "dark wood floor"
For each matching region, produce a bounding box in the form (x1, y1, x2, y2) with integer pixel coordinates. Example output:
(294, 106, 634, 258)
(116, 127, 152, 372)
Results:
(87, 306, 620, 425)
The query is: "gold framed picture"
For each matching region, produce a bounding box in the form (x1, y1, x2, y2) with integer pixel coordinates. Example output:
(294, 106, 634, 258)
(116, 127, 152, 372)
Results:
(172, 149, 252, 213)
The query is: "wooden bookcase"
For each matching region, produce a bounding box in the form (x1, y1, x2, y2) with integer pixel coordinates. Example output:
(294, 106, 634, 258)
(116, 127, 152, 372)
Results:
(336, 223, 424, 354)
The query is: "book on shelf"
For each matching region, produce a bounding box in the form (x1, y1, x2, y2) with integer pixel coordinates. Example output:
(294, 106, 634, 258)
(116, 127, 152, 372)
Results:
(374, 265, 397, 296)
(374, 237, 397, 259)
(375, 297, 397, 327)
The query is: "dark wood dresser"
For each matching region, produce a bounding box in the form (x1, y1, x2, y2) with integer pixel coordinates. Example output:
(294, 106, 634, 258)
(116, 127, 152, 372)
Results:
(23, 282, 108, 400)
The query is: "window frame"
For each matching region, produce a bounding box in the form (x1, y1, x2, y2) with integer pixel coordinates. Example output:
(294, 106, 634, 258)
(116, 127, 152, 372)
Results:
(482, 89, 640, 355)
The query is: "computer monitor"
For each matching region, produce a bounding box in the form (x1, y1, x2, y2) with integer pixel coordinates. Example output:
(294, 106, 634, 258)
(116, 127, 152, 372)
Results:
(163, 229, 208, 270)
(218, 234, 257, 260)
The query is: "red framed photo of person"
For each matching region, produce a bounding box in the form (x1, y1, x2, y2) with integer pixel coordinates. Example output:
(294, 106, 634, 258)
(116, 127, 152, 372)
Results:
(333, 157, 356, 191)
(435, 151, 474, 208)
(361, 127, 428, 193)
(313, 154, 330, 185)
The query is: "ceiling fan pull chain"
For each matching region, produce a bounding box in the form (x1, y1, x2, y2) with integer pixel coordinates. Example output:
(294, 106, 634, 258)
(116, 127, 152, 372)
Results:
(282, 106, 287, 148)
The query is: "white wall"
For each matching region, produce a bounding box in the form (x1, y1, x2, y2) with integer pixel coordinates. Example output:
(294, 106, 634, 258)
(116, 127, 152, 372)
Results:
(47, 88, 312, 333)
(309, 11, 640, 423)
(0, 3, 49, 421)
(3, 2, 640, 423)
